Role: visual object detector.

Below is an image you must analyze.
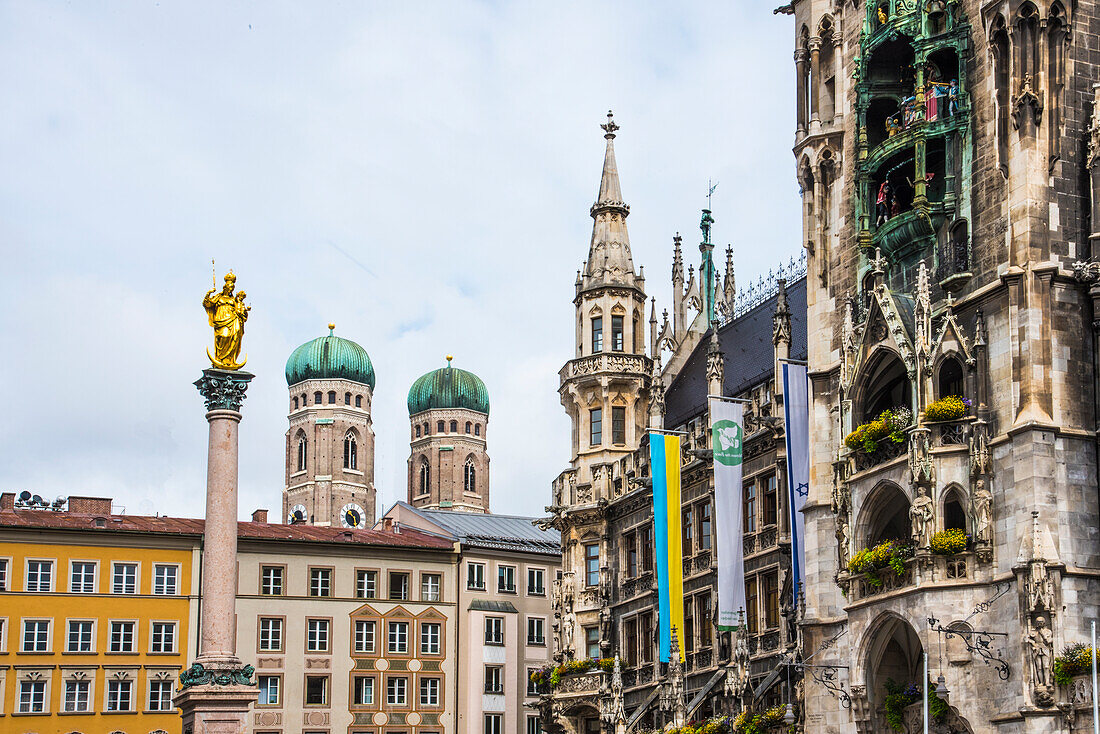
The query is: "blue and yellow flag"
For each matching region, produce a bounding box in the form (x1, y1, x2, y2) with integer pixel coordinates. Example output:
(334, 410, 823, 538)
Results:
(649, 431, 684, 663)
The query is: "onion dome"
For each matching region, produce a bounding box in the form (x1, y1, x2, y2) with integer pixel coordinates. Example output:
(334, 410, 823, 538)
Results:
(407, 356, 490, 416)
(285, 323, 376, 389)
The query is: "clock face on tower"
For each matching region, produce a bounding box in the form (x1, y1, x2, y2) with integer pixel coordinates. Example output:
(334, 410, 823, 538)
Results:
(288, 503, 307, 524)
(341, 503, 365, 529)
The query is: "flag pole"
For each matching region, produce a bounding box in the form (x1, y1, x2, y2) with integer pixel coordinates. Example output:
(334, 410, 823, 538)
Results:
(1092, 620, 1098, 734)
(923, 652, 929, 734)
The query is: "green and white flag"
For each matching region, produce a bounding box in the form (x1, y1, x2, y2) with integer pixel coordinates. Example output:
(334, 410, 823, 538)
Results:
(712, 398, 746, 630)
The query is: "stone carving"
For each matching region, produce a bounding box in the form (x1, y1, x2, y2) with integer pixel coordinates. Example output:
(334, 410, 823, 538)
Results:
(909, 486, 934, 548)
(562, 597, 576, 659)
(1011, 73, 1043, 131)
(969, 420, 992, 476)
(836, 514, 851, 569)
(908, 427, 934, 488)
(1028, 615, 1055, 706)
(1027, 559, 1055, 612)
(971, 478, 993, 544)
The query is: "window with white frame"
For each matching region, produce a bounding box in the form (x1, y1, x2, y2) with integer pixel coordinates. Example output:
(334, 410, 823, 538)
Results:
(497, 565, 516, 593)
(388, 571, 409, 600)
(112, 562, 138, 594)
(153, 564, 178, 595)
(70, 561, 96, 593)
(107, 678, 133, 711)
(485, 713, 503, 734)
(257, 675, 280, 706)
(356, 569, 377, 599)
(527, 667, 540, 696)
(306, 619, 330, 652)
(484, 665, 503, 694)
(527, 617, 545, 646)
(18, 679, 46, 713)
(467, 562, 485, 590)
(305, 675, 327, 705)
(527, 567, 545, 596)
(22, 619, 50, 652)
(386, 676, 407, 705)
(67, 620, 94, 652)
(0, 557, 7, 590)
(484, 616, 503, 645)
(261, 565, 283, 595)
(148, 679, 174, 710)
(151, 622, 176, 653)
(258, 618, 283, 651)
(309, 567, 331, 597)
(527, 714, 544, 734)
(388, 621, 409, 654)
(26, 559, 53, 592)
(109, 620, 136, 653)
(420, 676, 440, 706)
(354, 620, 376, 653)
(353, 675, 374, 705)
(421, 622, 441, 654)
(421, 573, 441, 601)
(64, 679, 91, 712)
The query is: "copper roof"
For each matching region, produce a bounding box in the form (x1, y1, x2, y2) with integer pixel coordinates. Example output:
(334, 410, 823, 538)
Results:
(0, 509, 453, 550)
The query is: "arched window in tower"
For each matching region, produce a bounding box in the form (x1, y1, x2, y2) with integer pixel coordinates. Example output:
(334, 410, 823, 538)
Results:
(437, 420, 445, 433)
(344, 392, 351, 405)
(327, 391, 336, 404)
(355, 395, 362, 408)
(942, 486, 967, 532)
(611, 315, 624, 352)
(343, 432, 357, 471)
(419, 460, 430, 496)
(450, 420, 458, 433)
(475, 423, 481, 437)
(937, 356, 965, 400)
(465, 421, 472, 434)
(293, 397, 299, 410)
(424, 422, 430, 435)
(314, 391, 323, 405)
(297, 435, 307, 472)
(592, 316, 603, 353)
(301, 393, 307, 406)
(464, 458, 476, 493)
(416, 425, 422, 438)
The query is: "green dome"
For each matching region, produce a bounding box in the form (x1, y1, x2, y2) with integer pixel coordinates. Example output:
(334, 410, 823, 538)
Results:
(285, 324, 376, 389)
(408, 357, 489, 416)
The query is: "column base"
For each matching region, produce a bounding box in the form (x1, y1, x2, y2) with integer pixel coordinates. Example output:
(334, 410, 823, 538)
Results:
(177, 683, 257, 734)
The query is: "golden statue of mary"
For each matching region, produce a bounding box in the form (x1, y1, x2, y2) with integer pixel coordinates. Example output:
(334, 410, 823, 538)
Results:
(203, 272, 250, 370)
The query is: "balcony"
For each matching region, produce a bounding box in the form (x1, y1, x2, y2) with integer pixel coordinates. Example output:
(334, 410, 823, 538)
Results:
(849, 438, 907, 474)
(844, 552, 979, 605)
(871, 202, 947, 261)
(554, 670, 605, 696)
(865, 111, 968, 175)
(621, 571, 655, 600)
(559, 352, 652, 388)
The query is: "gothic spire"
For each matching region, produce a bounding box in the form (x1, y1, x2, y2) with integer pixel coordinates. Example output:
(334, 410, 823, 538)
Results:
(722, 245, 736, 317)
(582, 111, 637, 290)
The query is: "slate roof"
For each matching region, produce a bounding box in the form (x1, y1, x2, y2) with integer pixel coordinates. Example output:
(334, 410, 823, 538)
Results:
(0, 508, 454, 550)
(391, 502, 561, 555)
(664, 275, 808, 429)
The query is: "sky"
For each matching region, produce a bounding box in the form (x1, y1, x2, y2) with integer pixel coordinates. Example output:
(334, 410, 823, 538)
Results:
(0, 2, 801, 522)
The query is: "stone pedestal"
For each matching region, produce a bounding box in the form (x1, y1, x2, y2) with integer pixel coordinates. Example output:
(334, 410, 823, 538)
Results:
(179, 369, 256, 734)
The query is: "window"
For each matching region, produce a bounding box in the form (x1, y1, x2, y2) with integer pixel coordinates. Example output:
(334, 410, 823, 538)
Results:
(592, 316, 603, 352)
(388, 621, 409, 654)
(297, 435, 307, 471)
(314, 391, 322, 404)
(0, 558, 7, 589)
(26, 559, 53, 592)
(484, 665, 503, 694)
(762, 474, 778, 527)
(149, 679, 174, 711)
(307, 619, 330, 652)
(485, 617, 504, 645)
(112, 562, 138, 594)
(345, 392, 351, 405)
(611, 315, 624, 351)
(344, 432, 358, 470)
(64, 679, 90, 712)
(420, 676, 440, 706)
(527, 617, 545, 646)
(745, 577, 759, 634)
(528, 715, 544, 734)
(107, 679, 133, 711)
(624, 617, 638, 666)
(467, 562, 486, 590)
(684, 602, 695, 653)
(527, 668, 540, 696)
(67, 620, 94, 652)
(498, 565, 516, 593)
(261, 566, 284, 596)
(150, 621, 175, 653)
(641, 525, 654, 572)
(419, 460, 431, 495)
(682, 506, 694, 556)
(153, 564, 178, 595)
(590, 407, 602, 446)
(309, 568, 331, 597)
(416, 425, 422, 438)
(421, 573, 441, 601)
(389, 572, 409, 600)
(109, 620, 136, 652)
(421, 622, 441, 654)
(764, 572, 779, 628)
(466, 421, 472, 434)
(23, 619, 49, 652)
(475, 423, 481, 436)
(612, 406, 626, 444)
(327, 390, 336, 404)
(353, 675, 375, 705)
(486, 714, 503, 734)
(305, 675, 328, 705)
(585, 626, 599, 658)
(386, 676, 407, 705)
(354, 620, 376, 653)
(698, 502, 712, 551)
(584, 543, 600, 587)
(70, 561, 96, 593)
(938, 357, 965, 399)
(450, 420, 458, 432)
(527, 567, 545, 596)
(355, 394, 362, 408)
(437, 420, 445, 433)
(357, 569, 378, 599)
(258, 675, 280, 706)
(464, 458, 477, 492)
(744, 482, 757, 533)
(258, 618, 283, 651)
(18, 680, 46, 713)
(639, 612, 654, 662)
(697, 593, 713, 649)
(625, 531, 638, 576)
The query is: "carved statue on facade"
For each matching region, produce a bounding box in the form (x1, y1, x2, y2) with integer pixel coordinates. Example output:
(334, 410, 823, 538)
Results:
(971, 478, 993, 544)
(1028, 615, 1055, 705)
(203, 271, 250, 370)
(836, 514, 851, 569)
(562, 593, 576, 659)
(909, 486, 935, 548)
(1027, 559, 1055, 612)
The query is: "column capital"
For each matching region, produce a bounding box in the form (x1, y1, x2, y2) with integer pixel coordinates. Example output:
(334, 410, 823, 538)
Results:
(194, 369, 255, 412)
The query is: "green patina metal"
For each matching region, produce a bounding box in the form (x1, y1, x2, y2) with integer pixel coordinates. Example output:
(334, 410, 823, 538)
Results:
(178, 662, 256, 689)
(285, 326, 376, 389)
(194, 369, 254, 412)
(699, 208, 717, 325)
(407, 359, 490, 416)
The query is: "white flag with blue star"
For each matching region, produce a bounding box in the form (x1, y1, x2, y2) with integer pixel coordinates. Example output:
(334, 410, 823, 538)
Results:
(783, 362, 810, 594)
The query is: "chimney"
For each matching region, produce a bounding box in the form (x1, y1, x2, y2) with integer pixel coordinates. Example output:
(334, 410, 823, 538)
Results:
(251, 509, 268, 524)
(0, 493, 13, 511)
(67, 496, 113, 515)
(381, 517, 394, 532)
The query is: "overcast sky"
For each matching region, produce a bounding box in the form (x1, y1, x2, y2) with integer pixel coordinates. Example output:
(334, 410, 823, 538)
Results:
(0, 2, 801, 522)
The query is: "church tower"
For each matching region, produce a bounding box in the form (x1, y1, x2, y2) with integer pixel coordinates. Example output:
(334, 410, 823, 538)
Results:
(283, 324, 377, 529)
(407, 357, 490, 513)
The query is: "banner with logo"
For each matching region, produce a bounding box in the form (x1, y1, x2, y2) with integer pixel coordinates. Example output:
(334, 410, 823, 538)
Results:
(649, 431, 684, 662)
(711, 399, 746, 631)
(783, 362, 810, 594)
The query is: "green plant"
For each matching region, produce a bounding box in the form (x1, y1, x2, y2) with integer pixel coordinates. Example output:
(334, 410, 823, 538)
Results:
(529, 657, 624, 691)
(1054, 643, 1097, 685)
(845, 407, 912, 453)
(882, 679, 948, 732)
(925, 395, 971, 421)
(848, 540, 913, 586)
(930, 528, 969, 555)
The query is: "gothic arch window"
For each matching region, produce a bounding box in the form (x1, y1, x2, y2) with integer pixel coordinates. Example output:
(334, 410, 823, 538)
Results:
(864, 615, 924, 714)
(857, 482, 911, 548)
(474, 423, 481, 437)
(419, 459, 430, 496)
(327, 391, 336, 404)
(937, 355, 965, 399)
(343, 432, 358, 471)
(424, 422, 430, 435)
(990, 15, 1010, 173)
(859, 351, 912, 421)
(450, 420, 458, 433)
(355, 395, 362, 408)
(345, 392, 351, 405)
(465, 421, 472, 434)
(296, 433, 307, 473)
(464, 457, 476, 493)
(941, 486, 967, 532)
(314, 391, 323, 405)
(292, 397, 299, 410)
(1048, 2, 1068, 162)
(301, 393, 307, 406)
(416, 425, 422, 438)
(437, 420, 445, 433)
